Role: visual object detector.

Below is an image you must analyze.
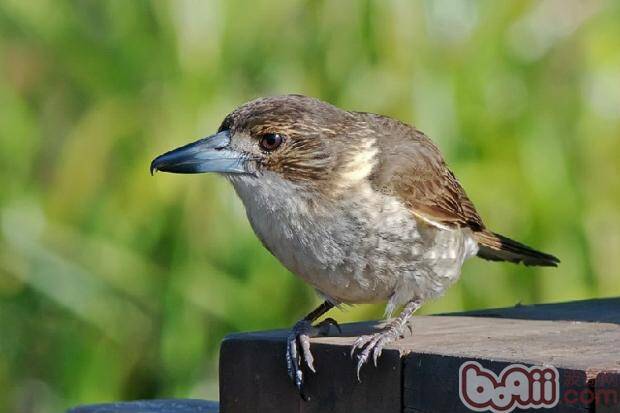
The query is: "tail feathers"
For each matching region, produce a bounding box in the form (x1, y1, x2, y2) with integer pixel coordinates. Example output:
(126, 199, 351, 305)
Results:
(474, 231, 560, 267)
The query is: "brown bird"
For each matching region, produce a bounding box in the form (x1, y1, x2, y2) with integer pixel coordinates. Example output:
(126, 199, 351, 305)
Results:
(151, 94, 559, 397)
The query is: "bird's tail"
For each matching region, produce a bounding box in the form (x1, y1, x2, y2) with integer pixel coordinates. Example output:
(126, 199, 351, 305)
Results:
(473, 230, 559, 267)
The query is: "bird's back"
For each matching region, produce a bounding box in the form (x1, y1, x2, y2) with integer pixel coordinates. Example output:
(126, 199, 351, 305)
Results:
(353, 110, 558, 267)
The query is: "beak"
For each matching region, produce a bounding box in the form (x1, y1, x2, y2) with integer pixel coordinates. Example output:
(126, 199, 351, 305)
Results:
(150, 130, 248, 175)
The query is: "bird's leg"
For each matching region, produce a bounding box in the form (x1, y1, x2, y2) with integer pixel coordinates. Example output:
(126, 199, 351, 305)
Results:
(286, 300, 339, 398)
(351, 298, 422, 379)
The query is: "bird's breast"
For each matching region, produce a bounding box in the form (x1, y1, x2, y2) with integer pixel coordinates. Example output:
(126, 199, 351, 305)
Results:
(230, 173, 477, 305)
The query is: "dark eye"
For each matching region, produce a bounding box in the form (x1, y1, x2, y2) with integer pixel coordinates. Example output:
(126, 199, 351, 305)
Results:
(259, 133, 284, 152)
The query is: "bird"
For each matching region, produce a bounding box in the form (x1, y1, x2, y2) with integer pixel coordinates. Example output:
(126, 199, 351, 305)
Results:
(150, 94, 559, 398)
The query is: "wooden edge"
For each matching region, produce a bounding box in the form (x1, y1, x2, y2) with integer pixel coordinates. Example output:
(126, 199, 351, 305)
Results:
(67, 399, 219, 413)
(451, 297, 620, 324)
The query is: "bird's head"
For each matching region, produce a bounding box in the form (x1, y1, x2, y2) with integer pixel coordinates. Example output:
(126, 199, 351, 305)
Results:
(151, 95, 374, 192)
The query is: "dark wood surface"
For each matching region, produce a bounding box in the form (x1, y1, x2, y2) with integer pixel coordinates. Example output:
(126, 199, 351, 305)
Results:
(403, 354, 591, 413)
(68, 399, 219, 413)
(219, 326, 402, 413)
(219, 298, 620, 413)
(455, 297, 620, 324)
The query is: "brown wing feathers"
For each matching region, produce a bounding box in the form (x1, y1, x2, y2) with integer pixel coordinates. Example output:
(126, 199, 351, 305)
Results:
(369, 118, 559, 267)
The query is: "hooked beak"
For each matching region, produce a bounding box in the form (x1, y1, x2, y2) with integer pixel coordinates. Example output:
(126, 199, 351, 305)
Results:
(150, 130, 248, 175)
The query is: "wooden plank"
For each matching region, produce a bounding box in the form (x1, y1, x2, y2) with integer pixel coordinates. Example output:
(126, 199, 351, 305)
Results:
(220, 308, 620, 412)
(67, 399, 219, 413)
(308, 316, 619, 372)
(219, 324, 402, 413)
(455, 297, 620, 324)
(387, 316, 619, 372)
(383, 316, 618, 412)
(403, 355, 590, 413)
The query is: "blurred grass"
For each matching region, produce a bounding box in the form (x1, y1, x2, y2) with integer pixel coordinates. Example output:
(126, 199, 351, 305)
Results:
(0, 0, 619, 411)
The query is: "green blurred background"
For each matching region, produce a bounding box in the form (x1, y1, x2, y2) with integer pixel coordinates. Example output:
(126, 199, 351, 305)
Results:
(0, 0, 619, 411)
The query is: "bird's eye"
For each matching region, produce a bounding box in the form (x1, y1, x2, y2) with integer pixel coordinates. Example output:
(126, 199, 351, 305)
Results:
(259, 133, 284, 152)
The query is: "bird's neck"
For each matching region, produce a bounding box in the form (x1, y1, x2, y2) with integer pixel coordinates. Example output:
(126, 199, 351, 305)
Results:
(228, 172, 328, 220)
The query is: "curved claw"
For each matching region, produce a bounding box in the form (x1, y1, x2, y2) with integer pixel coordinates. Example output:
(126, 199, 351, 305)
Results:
(350, 300, 421, 382)
(316, 317, 342, 335)
(286, 320, 314, 397)
(372, 336, 387, 366)
(285, 316, 340, 399)
(299, 333, 315, 373)
(350, 324, 410, 380)
(286, 328, 303, 389)
(354, 334, 382, 380)
(350, 335, 365, 357)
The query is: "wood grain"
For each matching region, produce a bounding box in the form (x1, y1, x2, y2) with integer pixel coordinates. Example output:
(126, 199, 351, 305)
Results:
(219, 298, 620, 413)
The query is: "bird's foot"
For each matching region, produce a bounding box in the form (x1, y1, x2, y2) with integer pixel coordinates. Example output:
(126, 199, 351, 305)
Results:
(350, 318, 413, 380)
(286, 317, 340, 399)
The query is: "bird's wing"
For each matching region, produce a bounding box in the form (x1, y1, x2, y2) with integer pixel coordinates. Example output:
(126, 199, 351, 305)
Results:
(364, 114, 559, 267)
(369, 121, 484, 231)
